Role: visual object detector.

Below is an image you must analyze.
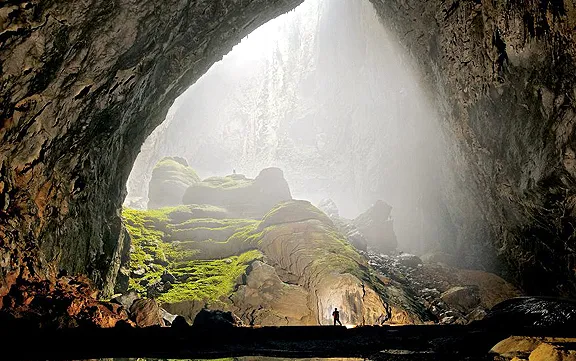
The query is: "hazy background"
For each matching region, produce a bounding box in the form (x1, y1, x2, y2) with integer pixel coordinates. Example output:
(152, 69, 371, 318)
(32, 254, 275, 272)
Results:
(126, 0, 450, 254)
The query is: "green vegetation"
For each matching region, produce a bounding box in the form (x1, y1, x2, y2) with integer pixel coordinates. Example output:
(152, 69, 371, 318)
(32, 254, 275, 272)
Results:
(122, 207, 262, 301)
(122, 199, 386, 312)
(158, 250, 262, 303)
(153, 158, 200, 185)
(201, 175, 252, 189)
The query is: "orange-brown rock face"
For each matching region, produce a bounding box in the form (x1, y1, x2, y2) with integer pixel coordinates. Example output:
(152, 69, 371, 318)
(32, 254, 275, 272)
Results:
(0, 275, 131, 328)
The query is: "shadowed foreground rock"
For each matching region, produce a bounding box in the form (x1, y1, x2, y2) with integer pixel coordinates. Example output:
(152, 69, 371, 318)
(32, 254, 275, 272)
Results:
(0, 297, 573, 361)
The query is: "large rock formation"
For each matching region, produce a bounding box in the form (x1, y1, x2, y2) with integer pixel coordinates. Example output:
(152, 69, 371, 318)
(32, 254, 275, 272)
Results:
(122, 200, 430, 326)
(183, 167, 292, 218)
(353, 200, 397, 254)
(147, 157, 200, 209)
(0, 0, 575, 308)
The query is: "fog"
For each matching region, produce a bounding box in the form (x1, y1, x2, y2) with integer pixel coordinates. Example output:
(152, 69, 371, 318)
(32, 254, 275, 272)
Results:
(127, 0, 447, 254)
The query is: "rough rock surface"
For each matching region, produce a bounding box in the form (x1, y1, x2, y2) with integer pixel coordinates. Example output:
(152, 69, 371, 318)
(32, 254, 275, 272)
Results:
(193, 309, 240, 328)
(230, 260, 314, 326)
(147, 157, 200, 209)
(440, 286, 481, 314)
(1, 0, 575, 310)
(492, 336, 576, 360)
(124, 199, 430, 326)
(0, 276, 131, 328)
(367, 252, 521, 324)
(353, 200, 397, 254)
(129, 299, 164, 327)
(183, 168, 292, 218)
(317, 199, 368, 252)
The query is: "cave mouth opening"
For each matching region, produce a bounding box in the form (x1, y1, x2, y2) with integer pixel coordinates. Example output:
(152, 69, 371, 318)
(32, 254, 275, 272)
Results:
(125, 0, 448, 257)
(2, 0, 576, 355)
(115, 0, 467, 330)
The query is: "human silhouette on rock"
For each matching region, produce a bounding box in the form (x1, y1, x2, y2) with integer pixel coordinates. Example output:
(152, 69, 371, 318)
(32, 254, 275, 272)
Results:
(332, 308, 342, 326)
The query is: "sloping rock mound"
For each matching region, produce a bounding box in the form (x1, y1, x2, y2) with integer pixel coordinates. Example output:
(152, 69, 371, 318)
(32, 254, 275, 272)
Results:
(123, 200, 430, 326)
(353, 200, 397, 254)
(183, 168, 292, 218)
(148, 157, 200, 209)
(251, 200, 428, 325)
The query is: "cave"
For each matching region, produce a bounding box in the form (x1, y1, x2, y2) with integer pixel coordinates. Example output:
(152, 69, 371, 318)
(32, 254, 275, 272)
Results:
(1, 0, 576, 360)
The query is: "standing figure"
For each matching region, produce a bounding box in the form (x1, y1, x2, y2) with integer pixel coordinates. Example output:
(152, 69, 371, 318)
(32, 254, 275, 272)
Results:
(332, 307, 342, 326)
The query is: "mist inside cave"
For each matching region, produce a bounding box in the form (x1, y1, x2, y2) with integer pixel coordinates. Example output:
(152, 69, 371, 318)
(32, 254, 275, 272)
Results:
(126, 0, 447, 256)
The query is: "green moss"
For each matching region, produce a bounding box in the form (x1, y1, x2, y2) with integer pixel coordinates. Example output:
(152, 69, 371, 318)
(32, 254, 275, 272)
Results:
(202, 175, 252, 189)
(153, 158, 200, 185)
(158, 250, 263, 304)
(123, 207, 264, 299)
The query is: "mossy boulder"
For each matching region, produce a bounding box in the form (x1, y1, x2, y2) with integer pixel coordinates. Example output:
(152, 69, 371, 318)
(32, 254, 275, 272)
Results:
(122, 200, 430, 326)
(148, 157, 201, 209)
(183, 167, 292, 218)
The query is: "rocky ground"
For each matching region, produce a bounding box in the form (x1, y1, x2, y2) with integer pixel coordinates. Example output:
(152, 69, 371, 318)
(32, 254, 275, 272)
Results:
(365, 251, 521, 325)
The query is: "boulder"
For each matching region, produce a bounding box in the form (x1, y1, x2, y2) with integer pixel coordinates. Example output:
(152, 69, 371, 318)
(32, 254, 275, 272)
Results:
(481, 297, 576, 331)
(397, 253, 423, 268)
(148, 157, 200, 209)
(183, 167, 292, 218)
(353, 200, 397, 254)
(160, 308, 178, 325)
(129, 299, 165, 327)
(421, 252, 458, 267)
(111, 291, 139, 310)
(317, 198, 339, 218)
(440, 286, 481, 313)
(529, 342, 576, 361)
(171, 315, 190, 328)
(492, 337, 576, 361)
(193, 309, 240, 328)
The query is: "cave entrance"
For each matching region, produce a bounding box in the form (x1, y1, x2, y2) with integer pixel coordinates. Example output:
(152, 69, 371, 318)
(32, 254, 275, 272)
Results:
(119, 0, 455, 328)
(125, 0, 447, 256)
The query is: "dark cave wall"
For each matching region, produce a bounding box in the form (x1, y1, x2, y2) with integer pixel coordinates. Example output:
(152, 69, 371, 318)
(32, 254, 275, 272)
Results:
(370, 0, 576, 296)
(0, 0, 575, 299)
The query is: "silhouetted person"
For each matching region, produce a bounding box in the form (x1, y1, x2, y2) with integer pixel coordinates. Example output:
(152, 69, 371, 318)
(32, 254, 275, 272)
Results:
(233, 169, 236, 174)
(332, 308, 342, 326)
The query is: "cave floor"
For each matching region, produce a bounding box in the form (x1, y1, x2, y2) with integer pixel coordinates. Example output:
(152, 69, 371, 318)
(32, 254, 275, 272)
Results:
(3, 323, 575, 361)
